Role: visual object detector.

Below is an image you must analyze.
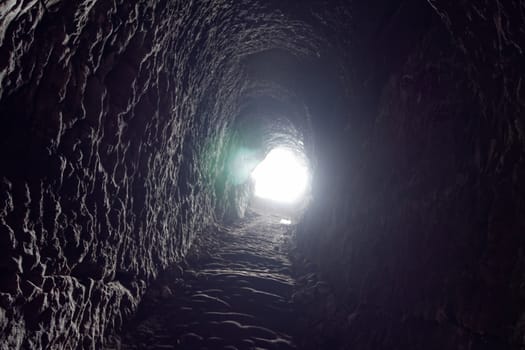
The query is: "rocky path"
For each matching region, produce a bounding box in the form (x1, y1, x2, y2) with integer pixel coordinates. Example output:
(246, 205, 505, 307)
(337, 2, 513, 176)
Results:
(118, 212, 299, 350)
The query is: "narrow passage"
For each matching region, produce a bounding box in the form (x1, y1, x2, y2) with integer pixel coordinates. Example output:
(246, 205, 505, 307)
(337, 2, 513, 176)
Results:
(119, 212, 299, 350)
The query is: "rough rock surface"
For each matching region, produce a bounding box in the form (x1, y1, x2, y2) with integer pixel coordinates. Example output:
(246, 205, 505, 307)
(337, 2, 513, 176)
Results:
(0, 1, 283, 348)
(0, 1, 323, 348)
(299, 1, 525, 349)
(1, 0, 525, 349)
(116, 211, 297, 349)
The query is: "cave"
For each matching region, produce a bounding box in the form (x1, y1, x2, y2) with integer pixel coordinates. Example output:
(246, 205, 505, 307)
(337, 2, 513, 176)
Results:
(1, 0, 524, 349)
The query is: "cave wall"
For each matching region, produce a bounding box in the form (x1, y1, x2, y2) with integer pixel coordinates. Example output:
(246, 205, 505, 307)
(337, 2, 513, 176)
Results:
(0, 1, 256, 348)
(1, 0, 524, 349)
(0, 0, 334, 348)
(298, 0, 525, 349)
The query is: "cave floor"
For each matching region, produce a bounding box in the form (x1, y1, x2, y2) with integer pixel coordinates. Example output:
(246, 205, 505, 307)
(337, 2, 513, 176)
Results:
(118, 212, 299, 350)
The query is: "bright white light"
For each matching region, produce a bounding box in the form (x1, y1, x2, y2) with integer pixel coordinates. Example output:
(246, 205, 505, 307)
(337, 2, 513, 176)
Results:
(280, 219, 292, 225)
(251, 148, 309, 203)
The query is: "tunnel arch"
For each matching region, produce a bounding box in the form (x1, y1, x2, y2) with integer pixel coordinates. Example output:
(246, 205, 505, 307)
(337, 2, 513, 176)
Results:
(1, 0, 523, 349)
(0, 0, 368, 347)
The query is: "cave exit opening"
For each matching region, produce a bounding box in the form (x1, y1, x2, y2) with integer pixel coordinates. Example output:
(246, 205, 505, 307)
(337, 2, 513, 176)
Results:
(250, 147, 310, 205)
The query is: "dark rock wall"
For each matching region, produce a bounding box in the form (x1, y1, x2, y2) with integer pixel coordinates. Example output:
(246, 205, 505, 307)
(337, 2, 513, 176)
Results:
(0, 0, 301, 348)
(1, 0, 524, 349)
(298, 0, 525, 349)
(0, 0, 336, 348)
(0, 1, 229, 348)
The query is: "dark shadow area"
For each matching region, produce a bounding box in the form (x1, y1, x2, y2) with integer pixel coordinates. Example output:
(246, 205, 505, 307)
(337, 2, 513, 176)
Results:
(0, 0, 524, 349)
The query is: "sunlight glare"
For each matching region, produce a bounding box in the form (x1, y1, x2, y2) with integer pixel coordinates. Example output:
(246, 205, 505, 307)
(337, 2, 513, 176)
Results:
(251, 148, 309, 203)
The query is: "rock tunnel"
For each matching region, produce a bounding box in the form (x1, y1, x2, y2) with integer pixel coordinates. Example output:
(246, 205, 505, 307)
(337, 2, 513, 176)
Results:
(1, 0, 524, 349)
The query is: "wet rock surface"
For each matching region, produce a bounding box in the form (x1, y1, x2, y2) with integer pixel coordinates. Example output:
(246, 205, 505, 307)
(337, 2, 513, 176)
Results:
(116, 211, 297, 350)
